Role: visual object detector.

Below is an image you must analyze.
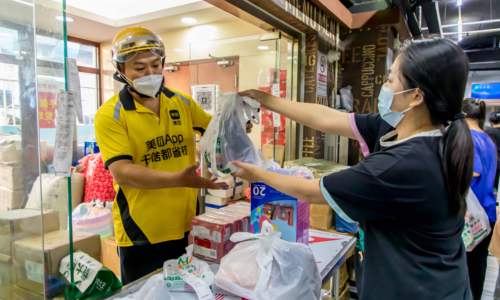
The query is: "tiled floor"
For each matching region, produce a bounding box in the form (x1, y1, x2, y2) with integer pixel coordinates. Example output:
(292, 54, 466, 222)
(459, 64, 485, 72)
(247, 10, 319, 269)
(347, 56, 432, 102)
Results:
(482, 256, 499, 300)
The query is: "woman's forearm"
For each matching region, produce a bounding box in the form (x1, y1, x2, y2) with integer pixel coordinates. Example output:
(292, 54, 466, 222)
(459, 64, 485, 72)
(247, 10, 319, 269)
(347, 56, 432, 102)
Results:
(261, 94, 355, 139)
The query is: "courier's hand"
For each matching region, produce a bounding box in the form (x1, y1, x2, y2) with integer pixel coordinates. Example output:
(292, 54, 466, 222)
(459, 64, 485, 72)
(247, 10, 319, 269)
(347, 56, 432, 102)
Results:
(231, 161, 264, 182)
(178, 165, 228, 189)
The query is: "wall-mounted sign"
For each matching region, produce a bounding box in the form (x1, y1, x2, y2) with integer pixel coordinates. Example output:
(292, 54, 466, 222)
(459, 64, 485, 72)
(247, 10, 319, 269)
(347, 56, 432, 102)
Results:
(317, 51, 328, 97)
(472, 83, 500, 99)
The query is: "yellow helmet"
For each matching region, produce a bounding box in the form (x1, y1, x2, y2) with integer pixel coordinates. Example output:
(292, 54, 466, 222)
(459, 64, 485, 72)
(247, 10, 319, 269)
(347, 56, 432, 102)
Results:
(111, 27, 165, 64)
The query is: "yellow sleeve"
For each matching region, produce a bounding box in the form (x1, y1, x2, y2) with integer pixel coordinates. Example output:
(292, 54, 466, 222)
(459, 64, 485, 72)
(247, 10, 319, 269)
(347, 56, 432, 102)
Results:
(94, 110, 133, 168)
(190, 98, 212, 135)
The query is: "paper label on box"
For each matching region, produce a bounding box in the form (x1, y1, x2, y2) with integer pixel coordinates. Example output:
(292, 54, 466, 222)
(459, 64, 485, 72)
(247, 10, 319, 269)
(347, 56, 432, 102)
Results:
(25, 260, 44, 284)
(193, 245, 217, 260)
(60, 252, 102, 293)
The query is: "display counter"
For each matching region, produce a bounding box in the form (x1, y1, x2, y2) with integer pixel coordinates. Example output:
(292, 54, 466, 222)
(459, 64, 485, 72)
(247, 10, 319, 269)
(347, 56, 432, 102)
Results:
(107, 230, 356, 300)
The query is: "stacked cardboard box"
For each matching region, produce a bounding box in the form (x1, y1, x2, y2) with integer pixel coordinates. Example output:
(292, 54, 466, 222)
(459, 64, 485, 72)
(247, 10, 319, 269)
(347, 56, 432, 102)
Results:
(0, 209, 60, 298)
(310, 203, 333, 231)
(0, 138, 23, 211)
(206, 177, 248, 208)
(100, 236, 120, 279)
(13, 230, 101, 293)
(0, 164, 23, 211)
(191, 202, 250, 263)
(0, 210, 60, 262)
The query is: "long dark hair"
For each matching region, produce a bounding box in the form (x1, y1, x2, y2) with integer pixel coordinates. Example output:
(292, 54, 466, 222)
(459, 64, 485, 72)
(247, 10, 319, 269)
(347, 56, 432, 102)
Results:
(463, 98, 486, 129)
(399, 38, 473, 217)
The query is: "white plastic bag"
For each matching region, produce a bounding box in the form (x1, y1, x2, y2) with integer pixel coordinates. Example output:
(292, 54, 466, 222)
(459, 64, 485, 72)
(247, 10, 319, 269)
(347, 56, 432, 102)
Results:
(72, 201, 113, 237)
(462, 188, 492, 252)
(26, 173, 84, 229)
(200, 94, 261, 178)
(115, 274, 172, 300)
(339, 85, 353, 112)
(215, 222, 321, 300)
(164, 245, 215, 299)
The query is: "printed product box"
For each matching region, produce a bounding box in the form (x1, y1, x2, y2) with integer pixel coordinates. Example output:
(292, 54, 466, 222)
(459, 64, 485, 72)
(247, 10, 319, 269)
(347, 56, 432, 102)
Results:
(251, 183, 309, 244)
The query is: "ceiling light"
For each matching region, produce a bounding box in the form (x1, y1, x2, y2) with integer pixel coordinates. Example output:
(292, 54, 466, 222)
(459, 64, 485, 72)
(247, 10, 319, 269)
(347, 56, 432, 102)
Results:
(457, 0, 462, 6)
(181, 17, 197, 25)
(56, 15, 74, 22)
(257, 45, 270, 51)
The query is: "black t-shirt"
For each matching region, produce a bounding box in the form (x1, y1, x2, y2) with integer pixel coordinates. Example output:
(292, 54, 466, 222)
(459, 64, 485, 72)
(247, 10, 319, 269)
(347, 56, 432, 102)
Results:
(322, 114, 471, 300)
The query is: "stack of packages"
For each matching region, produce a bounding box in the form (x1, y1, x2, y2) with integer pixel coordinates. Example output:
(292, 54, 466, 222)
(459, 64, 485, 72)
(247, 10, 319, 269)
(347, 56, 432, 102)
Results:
(190, 202, 250, 263)
(0, 210, 59, 298)
(285, 158, 351, 232)
(0, 137, 23, 211)
(205, 176, 248, 209)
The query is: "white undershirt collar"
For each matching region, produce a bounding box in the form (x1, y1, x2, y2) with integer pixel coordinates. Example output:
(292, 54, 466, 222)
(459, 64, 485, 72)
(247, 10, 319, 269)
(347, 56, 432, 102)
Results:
(379, 129, 443, 148)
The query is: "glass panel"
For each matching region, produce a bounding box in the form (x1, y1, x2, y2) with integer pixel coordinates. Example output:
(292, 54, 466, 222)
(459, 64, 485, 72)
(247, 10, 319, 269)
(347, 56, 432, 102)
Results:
(0, 0, 47, 298)
(187, 33, 280, 155)
(68, 41, 98, 68)
(0, 62, 20, 126)
(35, 35, 98, 68)
(0, 26, 19, 56)
(77, 72, 97, 148)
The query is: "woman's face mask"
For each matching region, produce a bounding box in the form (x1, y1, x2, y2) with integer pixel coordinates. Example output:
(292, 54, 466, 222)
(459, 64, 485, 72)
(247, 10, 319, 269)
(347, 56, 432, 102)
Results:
(377, 86, 416, 128)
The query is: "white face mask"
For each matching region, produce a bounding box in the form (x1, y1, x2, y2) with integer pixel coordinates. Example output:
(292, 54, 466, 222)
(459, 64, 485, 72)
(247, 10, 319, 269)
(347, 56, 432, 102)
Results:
(132, 74, 164, 98)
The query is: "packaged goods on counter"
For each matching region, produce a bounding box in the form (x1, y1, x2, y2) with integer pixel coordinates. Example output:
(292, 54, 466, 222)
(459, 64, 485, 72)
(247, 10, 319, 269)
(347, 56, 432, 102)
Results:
(25, 173, 84, 229)
(13, 230, 101, 294)
(284, 158, 349, 179)
(60, 251, 122, 299)
(206, 176, 247, 205)
(200, 93, 261, 178)
(251, 182, 310, 244)
(72, 201, 113, 237)
(215, 222, 321, 300)
(79, 153, 115, 202)
(163, 246, 214, 295)
(0, 209, 59, 260)
(191, 202, 250, 263)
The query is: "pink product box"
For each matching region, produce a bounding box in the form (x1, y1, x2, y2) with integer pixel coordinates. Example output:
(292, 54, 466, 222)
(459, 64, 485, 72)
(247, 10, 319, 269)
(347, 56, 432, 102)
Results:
(193, 237, 235, 263)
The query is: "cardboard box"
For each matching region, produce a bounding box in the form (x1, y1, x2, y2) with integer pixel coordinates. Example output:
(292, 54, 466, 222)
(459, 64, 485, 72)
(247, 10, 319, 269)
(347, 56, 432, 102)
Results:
(0, 260, 13, 299)
(100, 236, 120, 279)
(0, 164, 23, 191)
(0, 210, 60, 259)
(310, 203, 333, 230)
(13, 230, 101, 293)
(251, 183, 309, 244)
(11, 284, 44, 300)
(0, 187, 23, 211)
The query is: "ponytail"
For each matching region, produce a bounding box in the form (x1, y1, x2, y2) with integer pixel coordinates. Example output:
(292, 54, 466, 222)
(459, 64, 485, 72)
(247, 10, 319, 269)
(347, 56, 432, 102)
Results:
(479, 101, 486, 129)
(399, 38, 472, 216)
(463, 98, 486, 129)
(441, 117, 474, 216)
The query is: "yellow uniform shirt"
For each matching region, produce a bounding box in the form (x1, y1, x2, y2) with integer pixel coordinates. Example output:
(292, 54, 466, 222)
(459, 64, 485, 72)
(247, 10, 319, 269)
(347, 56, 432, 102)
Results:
(94, 87, 211, 247)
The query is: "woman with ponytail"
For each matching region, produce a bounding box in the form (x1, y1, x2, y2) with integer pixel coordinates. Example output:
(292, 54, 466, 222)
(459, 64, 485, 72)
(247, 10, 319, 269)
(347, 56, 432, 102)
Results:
(235, 38, 473, 300)
(463, 99, 497, 300)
